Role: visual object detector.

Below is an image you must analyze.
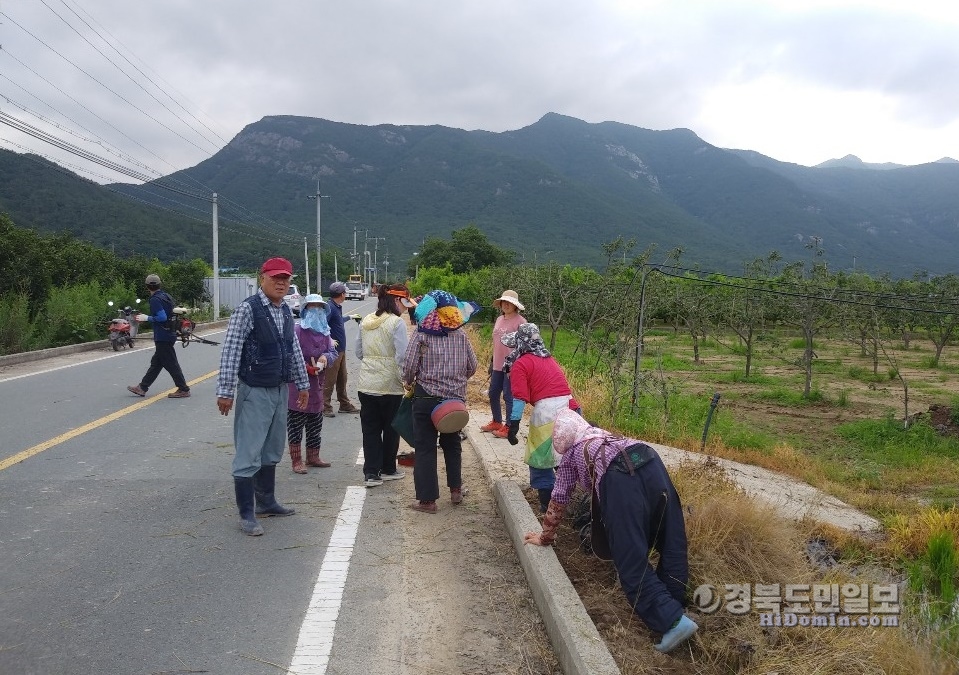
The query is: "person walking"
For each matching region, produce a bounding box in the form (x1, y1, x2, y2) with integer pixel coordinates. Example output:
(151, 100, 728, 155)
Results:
(216, 257, 310, 536)
(356, 284, 415, 487)
(524, 408, 698, 653)
(322, 281, 361, 417)
(402, 290, 478, 513)
(127, 273, 191, 398)
(502, 322, 579, 512)
(288, 294, 339, 473)
(481, 290, 526, 438)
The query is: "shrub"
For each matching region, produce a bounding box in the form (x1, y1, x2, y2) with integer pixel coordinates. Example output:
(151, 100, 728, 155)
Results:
(0, 292, 37, 355)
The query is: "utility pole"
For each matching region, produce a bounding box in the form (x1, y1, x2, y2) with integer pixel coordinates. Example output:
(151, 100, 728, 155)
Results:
(370, 236, 386, 285)
(303, 237, 311, 295)
(352, 224, 359, 276)
(212, 193, 219, 320)
(307, 180, 330, 293)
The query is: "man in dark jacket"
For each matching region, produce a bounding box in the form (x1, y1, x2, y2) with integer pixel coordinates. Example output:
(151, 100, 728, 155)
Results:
(216, 257, 310, 536)
(322, 281, 361, 417)
(127, 273, 191, 398)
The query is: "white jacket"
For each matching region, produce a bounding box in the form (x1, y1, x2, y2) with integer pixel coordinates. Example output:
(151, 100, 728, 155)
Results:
(355, 312, 409, 395)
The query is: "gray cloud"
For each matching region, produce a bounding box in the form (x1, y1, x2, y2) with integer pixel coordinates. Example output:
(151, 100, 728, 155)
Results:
(1, 0, 956, 180)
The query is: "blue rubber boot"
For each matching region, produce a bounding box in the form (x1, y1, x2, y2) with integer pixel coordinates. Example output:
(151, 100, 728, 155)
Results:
(253, 465, 296, 517)
(233, 476, 264, 536)
(654, 615, 698, 653)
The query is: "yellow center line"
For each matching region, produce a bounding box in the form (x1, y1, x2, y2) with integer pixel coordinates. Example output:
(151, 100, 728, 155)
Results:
(0, 370, 220, 472)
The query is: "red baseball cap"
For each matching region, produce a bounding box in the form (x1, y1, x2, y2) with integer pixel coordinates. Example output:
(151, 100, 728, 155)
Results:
(260, 257, 294, 277)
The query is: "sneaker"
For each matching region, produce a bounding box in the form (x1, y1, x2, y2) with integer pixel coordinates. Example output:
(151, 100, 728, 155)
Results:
(380, 470, 406, 481)
(167, 389, 191, 398)
(127, 385, 146, 397)
(410, 500, 438, 514)
(339, 405, 361, 414)
(492, 426, 509, 439)
(480, 421, 504, 433)
(654, 615, 699, 653)
(450, 486, 469, 505)
(323, 410, 336, 418)
(364, 474, 383, 487)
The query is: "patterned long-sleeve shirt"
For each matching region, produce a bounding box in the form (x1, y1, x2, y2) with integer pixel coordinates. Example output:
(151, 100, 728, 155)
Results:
(402, 330, 477, 400)
(216, 289, 309, 398)
(539, 434, 655, 545)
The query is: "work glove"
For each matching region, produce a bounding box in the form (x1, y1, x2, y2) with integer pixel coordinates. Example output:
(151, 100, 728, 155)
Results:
(134, 313, 149, 322)
(349, 313, 362, 323)
(306, 365, 320, 376)
(507, 419, 520, 446)
(331, 339, 339, 348)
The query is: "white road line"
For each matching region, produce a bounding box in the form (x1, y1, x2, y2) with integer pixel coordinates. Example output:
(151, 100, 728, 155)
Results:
(289, 486, 366, 674)
(355, 447, 364, 465)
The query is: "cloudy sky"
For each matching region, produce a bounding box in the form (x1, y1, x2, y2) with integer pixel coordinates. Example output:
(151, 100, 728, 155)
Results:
(1, 0, 958, 184)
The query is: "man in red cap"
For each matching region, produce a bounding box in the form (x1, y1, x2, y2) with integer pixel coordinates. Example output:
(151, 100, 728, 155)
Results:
(216, 257, 311, 536)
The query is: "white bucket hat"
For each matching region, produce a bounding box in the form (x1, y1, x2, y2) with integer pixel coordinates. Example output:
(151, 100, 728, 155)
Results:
(493, 289, 525, 311)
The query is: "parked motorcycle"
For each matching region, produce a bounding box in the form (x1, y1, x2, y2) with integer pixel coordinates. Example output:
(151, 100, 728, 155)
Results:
(107, 300, 140, 351)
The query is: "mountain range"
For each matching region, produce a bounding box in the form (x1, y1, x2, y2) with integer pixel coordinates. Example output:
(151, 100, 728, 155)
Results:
(2, 113, 958, 278)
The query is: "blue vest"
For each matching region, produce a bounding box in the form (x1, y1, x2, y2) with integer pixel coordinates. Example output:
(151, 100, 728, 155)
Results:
(238, 296, 295, 388)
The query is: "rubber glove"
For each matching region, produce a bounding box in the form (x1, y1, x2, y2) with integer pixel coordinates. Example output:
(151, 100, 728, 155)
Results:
(134, 313, 149, 322)
(306, 364, 320, 376)
(349, 314, 362, 323)
(507, 419, 520, 445)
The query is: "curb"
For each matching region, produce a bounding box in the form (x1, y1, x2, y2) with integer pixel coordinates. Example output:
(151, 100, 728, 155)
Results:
(0, 319, 230, 368)
(464, 425, 621, 675)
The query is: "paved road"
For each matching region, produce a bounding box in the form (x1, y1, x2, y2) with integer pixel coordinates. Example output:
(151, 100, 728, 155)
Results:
(0, 300, 555, 675)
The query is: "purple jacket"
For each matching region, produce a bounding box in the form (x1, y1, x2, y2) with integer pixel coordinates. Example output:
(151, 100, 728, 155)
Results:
(288, 326, 338, 413)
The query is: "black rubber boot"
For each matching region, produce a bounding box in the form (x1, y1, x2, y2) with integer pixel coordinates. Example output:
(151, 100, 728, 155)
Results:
(254, 465, 296, 517)
(233, 476, 264, 536)
(538, 488, 552, 513)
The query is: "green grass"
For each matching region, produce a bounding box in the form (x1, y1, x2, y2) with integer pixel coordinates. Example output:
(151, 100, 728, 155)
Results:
(847, 365, 890, 383)
(750, 386, 827, 405)
(699, 371, 780, 386)
(836, 418, 959, 468)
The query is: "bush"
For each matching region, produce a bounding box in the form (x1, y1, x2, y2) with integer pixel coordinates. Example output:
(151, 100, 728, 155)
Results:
(0, 293, 37, 355)
(36, 282, 114, 348)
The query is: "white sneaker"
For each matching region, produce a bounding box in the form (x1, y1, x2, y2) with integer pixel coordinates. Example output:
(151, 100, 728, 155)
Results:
(364, 474, 383, 487)
(381, 470, 406, 481)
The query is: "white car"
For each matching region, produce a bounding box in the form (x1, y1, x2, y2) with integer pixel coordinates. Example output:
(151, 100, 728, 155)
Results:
(345, 282, 366, 301)
(284, 284, 303, 316)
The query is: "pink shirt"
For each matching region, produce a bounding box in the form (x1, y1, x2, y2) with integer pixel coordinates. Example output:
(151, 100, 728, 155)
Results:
(491, 313, 527, 371)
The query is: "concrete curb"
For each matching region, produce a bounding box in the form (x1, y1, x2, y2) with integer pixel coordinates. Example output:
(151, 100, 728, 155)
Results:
(0, 319, 230, 368)
(464, 424, 621, 675)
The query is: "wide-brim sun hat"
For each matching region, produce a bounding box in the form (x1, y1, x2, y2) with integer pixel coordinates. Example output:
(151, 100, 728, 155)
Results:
(302, 293, 327, 308)
(493, 290, 524, 311)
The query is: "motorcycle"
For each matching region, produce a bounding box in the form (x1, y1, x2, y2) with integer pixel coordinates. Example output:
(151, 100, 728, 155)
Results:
(106, 300, 140, 351)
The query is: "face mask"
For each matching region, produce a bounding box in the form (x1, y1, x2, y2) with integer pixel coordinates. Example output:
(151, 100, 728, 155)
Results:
(300, 307, 330, 334)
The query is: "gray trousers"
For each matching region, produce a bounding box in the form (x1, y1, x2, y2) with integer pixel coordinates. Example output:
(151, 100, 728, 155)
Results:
(231, 381, 287, 477)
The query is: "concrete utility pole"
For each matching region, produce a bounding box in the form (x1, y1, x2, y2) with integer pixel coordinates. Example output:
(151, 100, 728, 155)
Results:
(370, 236, 386, 285)
(212, 193, 219, 320)
(352, 224, 359, 276)
(303, 237, 311, 295)
(307, 180, 330, 292)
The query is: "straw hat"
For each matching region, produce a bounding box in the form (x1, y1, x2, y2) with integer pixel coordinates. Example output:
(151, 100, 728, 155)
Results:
(493, 289, 525, 311)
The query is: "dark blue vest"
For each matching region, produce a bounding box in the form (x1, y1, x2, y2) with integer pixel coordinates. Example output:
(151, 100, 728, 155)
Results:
(238, 295, 295, 388)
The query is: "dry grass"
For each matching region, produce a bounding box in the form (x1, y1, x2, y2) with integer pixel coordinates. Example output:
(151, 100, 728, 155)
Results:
(467, 324, 952, 673)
